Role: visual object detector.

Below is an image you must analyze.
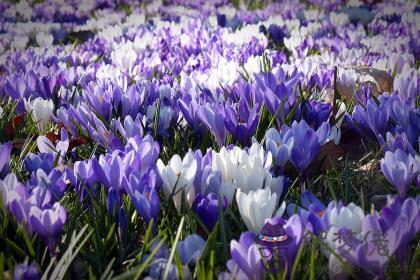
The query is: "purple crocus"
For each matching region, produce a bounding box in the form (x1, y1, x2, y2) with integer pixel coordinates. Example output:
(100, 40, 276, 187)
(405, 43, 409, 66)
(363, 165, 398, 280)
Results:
(128, 171, 160, 225)
(24, 153, 55, 174)
(198, 102, 227, 147)
(0, 142, 12, 178)
(255, 69, 300, 124)
(29, 202, 67, 250)
(14, 261, 40, 280)
(224, 99, 260, 146)
(378, 131, 416, 156)
(178, 97, 204, 134)
(192, 193, 226, 231)
(284, 120, 330, 173)
(380, 148, 419, 197)
(294, 99, 332, 130)
(131, 186, 160, 225)
(226, 231, 264, 280)
(177, 234, 206, 265)
(352, 98, 390, 139)
(264, 127, 294, 171)
(377, 196, 420, 266)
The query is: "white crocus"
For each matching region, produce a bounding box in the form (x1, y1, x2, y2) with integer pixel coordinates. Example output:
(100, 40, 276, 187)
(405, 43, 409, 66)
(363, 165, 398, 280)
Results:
(111, 42, 138, 76)
(157, 152, 197, 212)
(36, 32, 54, 47)
(236, 188, 277, 233)
(327, 125, 341, 145)
(211, 147, 240, 203)
(324, 203, 365, 278)
(0, 173, 21, 209)
(24, 98, 54, 132)
(327, 203, 365, 234)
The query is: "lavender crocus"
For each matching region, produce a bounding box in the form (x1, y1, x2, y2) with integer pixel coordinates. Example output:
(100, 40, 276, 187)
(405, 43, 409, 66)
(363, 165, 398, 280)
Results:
(264, 127, 294, 171)
(380, 149, 419, 197)
(0, 142, 12, 178)
(295, 99, 332, 130)
(226, 231, 264, 280)
(198, 102, 227, 147)
(177, 234, 206, 265)
(29, 202, 67, 250)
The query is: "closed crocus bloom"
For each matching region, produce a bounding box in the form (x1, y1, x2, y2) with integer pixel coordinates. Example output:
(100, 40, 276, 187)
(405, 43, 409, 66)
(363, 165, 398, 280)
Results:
(29, 202, 66, 249)
(157, 152, 197, 212)
(198, 102, 227, 147)
(177, 234, 206, 265)
(236, 188, 277, 233)
(211, 147, 239, 204)
(265, 127, 294, 170)
(25, 98, 54, 132)
(0, 142, 12, 177)
(0, 173, 23, 209)
(14, 261, 40, 280)
(226, 232, 263, 280)
(380, 149, 419, 197)
(327, 202, 365, 234)
(131, 187, 160, 225)
(192, 193, 226, 231)
(286, 120, 330, 172)
(323, 202, 365, 278)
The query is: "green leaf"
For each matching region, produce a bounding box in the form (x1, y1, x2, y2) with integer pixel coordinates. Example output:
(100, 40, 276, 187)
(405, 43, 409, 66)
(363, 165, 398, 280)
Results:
(163, 217, 184, 279)
(43, 224, 93, 280)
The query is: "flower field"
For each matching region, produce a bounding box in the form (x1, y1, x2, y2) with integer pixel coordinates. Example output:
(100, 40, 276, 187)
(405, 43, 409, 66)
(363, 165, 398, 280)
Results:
(0, 0, 419, 279)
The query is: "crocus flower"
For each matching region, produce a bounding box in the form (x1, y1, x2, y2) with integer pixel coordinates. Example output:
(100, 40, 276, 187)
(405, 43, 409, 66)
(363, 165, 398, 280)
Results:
(14, 261, 40, 280)
(380, 148, 419, 197)
(198, 102, 227, 147)
(377, 196, 420, 265)
(295, 99, 332, 130)
(284, 120, 330, 172)
(24, 153, 55, 174)
(224, 99, 260, 146)
(352, 98, 390, 139)
(29, 202, 66, 250)
(157, 152, 197, 212)
(0, 142, 12, 178)
(236, 188, 278, 233)
(24, 97, 54, 132)
(192, 193, 226, 231)
(0, 173, 24, 209)
(264, 127, 294, 170)
(128, 171, 160, 225)
(177, 234, 206, 265)
(226, 231, 264, 280)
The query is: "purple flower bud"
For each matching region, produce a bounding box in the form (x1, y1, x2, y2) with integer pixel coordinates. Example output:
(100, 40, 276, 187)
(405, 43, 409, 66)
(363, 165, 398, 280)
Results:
(14, 261, 40, 280)
(0, 142, 12, 178)
(193, 193, 226, 231)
